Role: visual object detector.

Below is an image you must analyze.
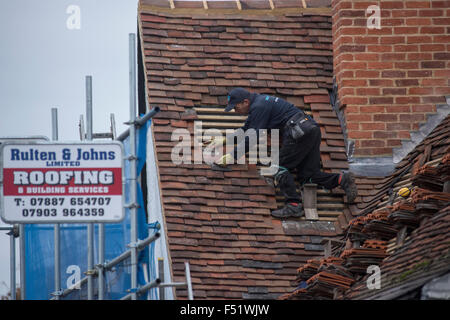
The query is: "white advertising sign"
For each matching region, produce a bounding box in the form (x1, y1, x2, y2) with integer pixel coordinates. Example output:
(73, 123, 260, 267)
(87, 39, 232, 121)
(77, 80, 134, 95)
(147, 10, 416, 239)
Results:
(0, 142, 124, 223)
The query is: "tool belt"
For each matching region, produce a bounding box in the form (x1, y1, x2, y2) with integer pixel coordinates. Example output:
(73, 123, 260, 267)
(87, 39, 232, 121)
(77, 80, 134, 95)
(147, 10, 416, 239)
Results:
(285, 112, 317, 141)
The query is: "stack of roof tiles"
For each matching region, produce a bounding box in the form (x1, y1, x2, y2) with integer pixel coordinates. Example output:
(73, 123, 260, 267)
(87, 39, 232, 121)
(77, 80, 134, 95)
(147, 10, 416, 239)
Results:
(285, 256, 353, 300)
(340, 243, 387, 275)
(305, 270, 354, 299)
(345, 208, 397, 243)
(295, 259, 321, 283)
(308, 256, 354, 297)
(346, 216, 367, 243)
(411, 187, 450, 219)
(283, 114, 450, 300)
(388, 200, 419, 230)
(362, 240, 388, 251)
(138, 0, 353, 299)
(412, 165, 443, 191)
(360, 209, 398, 241)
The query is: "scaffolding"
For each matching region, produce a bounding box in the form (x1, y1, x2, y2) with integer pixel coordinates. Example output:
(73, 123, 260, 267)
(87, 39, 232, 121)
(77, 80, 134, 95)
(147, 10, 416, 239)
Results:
(0, 33, 193, 301)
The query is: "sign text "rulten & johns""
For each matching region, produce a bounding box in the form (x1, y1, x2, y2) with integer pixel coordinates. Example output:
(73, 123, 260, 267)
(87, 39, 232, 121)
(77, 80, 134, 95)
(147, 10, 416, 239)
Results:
(9, 147, 116, 166)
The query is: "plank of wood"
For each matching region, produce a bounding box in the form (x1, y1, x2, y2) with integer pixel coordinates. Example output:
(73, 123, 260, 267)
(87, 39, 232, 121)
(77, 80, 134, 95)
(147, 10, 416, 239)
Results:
(200, 121, 244, 128)
(197, 114, 247, 121)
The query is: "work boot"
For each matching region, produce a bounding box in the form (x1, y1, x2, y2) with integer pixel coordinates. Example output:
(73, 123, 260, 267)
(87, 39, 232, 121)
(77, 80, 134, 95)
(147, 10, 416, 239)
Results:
(271, 203, 304, 219)
(339, 171, 358, 203)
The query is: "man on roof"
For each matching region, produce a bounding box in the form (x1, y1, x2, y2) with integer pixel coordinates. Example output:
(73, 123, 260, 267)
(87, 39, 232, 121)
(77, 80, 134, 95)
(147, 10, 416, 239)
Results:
(206, 87, 357, 219)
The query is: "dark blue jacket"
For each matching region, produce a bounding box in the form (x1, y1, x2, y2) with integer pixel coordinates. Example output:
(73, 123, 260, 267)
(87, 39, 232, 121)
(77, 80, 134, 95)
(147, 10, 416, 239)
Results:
(231, 93, 314, 160)
(242, 93, 302, 131)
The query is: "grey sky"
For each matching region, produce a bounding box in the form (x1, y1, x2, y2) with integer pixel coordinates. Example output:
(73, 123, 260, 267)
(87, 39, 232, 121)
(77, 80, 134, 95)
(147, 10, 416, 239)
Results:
(0, 0, 138, 296)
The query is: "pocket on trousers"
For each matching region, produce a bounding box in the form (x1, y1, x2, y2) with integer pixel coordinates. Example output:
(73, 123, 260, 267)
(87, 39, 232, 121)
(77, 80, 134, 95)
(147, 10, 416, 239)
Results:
(287, 116, 316, 141)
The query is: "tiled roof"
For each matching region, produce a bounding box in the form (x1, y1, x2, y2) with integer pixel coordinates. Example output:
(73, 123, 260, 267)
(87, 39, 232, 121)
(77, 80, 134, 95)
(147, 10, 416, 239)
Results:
(352, 115, 450, 218)
(345, 204, 450, 300)
(138, 2, 352, 299)
(140, 0, 332, 10)
(282, 114, 450, 300)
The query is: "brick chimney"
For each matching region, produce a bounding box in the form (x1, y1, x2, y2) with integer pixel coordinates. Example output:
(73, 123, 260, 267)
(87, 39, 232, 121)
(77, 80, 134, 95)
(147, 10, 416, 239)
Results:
(332, 0, 450, 174)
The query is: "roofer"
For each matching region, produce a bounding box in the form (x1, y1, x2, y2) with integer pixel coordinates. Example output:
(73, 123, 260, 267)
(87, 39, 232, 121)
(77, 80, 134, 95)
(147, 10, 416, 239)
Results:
(207, 87, 357, 219)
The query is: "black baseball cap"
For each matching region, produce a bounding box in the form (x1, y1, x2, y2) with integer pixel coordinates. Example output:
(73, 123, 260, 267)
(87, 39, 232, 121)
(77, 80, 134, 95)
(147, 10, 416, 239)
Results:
(225, 88, 250, 112)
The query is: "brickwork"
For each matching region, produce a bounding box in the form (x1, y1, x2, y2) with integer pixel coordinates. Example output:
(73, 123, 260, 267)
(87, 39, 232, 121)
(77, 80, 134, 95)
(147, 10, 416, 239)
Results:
(332, 0, 450, 157)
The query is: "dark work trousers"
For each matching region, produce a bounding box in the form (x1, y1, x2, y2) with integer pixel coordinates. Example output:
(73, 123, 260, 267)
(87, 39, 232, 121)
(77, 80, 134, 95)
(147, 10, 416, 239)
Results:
(277, 125, 341, 204)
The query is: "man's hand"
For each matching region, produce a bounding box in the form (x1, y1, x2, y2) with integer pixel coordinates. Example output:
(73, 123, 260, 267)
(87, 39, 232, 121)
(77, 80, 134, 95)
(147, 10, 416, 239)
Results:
(216, 153, 233, 167)
(203, 136, 226, 148)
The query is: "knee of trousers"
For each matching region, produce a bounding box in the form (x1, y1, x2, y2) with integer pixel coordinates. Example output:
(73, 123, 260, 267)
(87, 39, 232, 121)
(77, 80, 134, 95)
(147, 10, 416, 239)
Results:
(274, 168, 291, 186)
